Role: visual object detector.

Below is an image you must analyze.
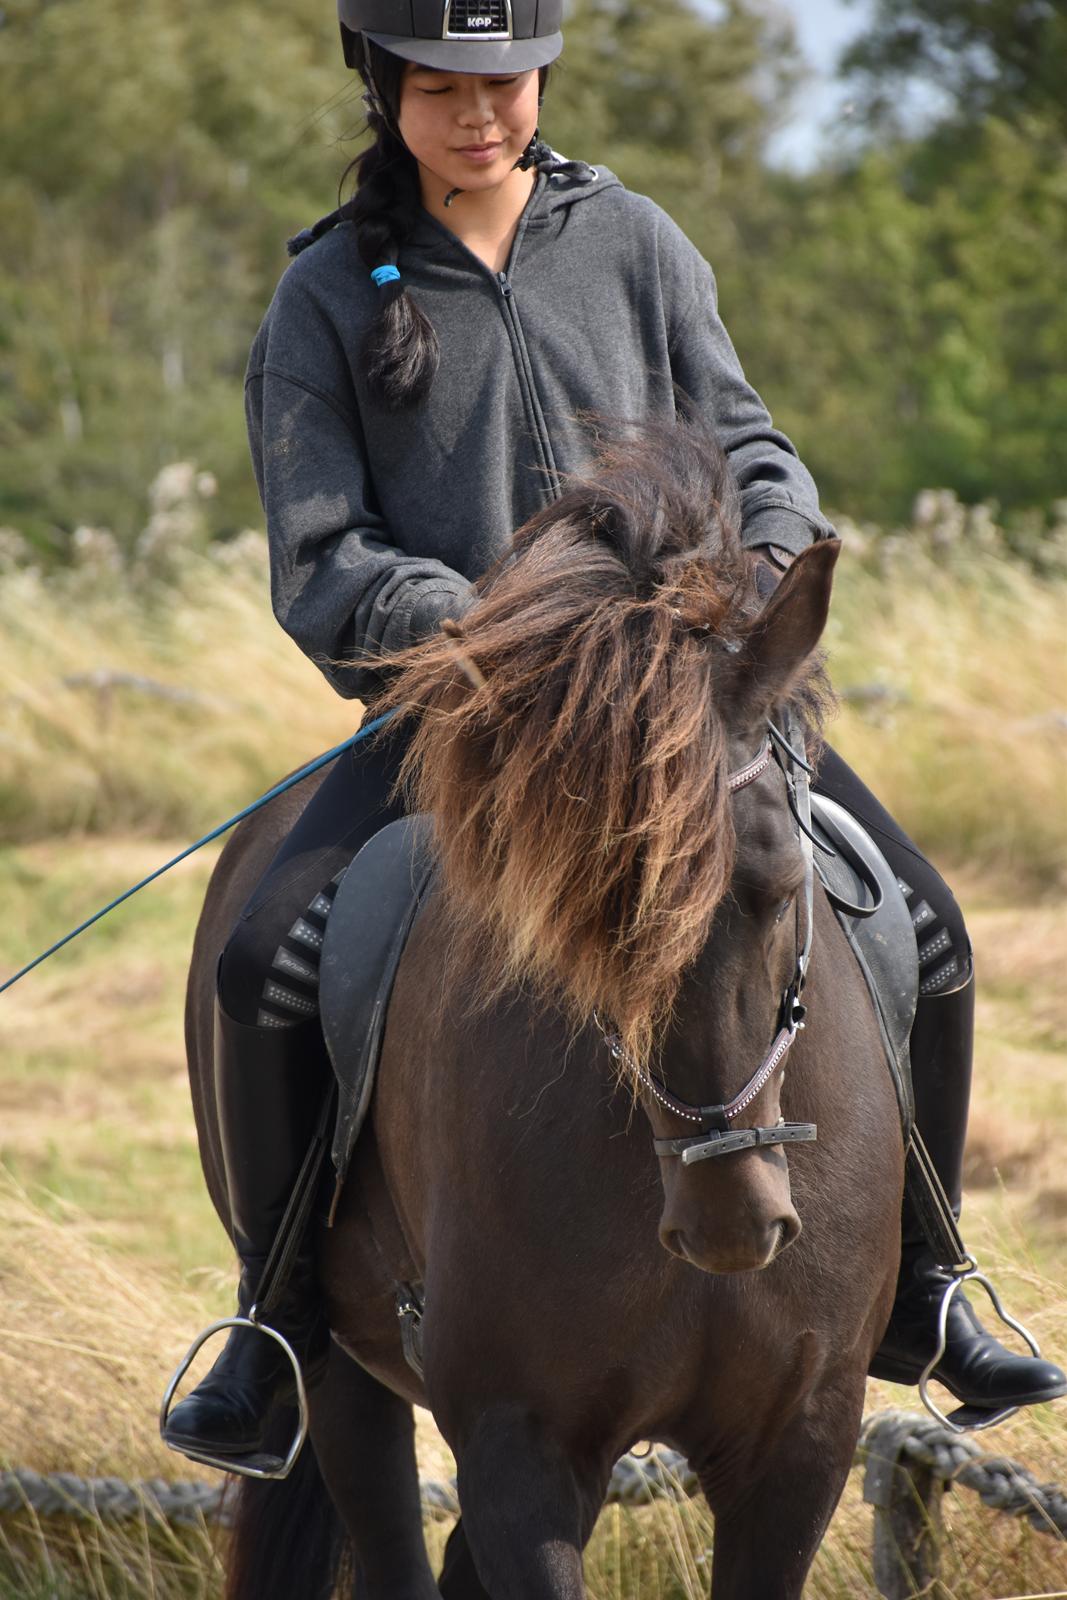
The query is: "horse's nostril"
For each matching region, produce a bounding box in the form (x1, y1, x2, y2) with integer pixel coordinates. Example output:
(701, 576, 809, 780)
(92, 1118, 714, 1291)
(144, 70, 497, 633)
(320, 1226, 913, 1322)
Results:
(777, 1213, 802, 1252)
(660, 1228, 692, 1265)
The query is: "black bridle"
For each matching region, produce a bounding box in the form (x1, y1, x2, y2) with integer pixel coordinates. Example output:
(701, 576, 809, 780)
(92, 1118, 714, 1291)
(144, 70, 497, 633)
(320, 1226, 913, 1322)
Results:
(597, 716, 818, 1166)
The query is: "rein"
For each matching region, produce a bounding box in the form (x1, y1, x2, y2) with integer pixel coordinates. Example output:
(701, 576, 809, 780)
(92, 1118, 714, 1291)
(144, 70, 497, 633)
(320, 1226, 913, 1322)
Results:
(598, 716, 818, 1167)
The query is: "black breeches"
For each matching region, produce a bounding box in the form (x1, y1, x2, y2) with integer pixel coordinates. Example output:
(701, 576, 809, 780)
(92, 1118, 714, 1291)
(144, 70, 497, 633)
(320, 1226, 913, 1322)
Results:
(217, 722, 412, 1027)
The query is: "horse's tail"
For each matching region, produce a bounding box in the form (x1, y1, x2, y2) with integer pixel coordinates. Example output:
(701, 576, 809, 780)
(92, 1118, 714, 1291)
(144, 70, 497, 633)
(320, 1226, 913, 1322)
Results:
(379, 415, 774, 1068)
(224, 1415, 346, 1600)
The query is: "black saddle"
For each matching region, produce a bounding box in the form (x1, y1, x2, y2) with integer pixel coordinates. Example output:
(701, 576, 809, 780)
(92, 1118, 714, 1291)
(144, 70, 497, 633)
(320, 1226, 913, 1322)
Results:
(810, 793, 918, 1135)
(319, 802, 919, 1195)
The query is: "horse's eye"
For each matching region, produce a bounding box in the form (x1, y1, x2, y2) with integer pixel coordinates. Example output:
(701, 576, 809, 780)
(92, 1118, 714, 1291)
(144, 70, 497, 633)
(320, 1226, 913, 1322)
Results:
(774, 897, 794, 925)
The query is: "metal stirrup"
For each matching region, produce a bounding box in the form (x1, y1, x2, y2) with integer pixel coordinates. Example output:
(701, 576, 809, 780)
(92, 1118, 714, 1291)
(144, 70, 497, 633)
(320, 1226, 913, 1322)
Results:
(905, 1125, 1046, 1434)
(918, 1259, 1045, 1436)
(159, 1316, 310, 1480)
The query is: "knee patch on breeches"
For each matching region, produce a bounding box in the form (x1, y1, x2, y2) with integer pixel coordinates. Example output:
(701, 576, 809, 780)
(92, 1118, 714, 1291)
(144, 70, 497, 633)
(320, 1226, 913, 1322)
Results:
(218, 869, 347, 1029)
(894, 874, 972, 996)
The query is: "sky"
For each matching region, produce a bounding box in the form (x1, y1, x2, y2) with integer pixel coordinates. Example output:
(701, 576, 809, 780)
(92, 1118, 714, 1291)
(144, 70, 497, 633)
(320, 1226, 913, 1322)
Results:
(763, 0, 873, 169)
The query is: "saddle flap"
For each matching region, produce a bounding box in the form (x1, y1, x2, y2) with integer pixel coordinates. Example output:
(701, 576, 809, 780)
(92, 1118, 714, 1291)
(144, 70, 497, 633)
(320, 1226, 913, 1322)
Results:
(810, 793, 918, 1132)
(319, 814, 437, 1183)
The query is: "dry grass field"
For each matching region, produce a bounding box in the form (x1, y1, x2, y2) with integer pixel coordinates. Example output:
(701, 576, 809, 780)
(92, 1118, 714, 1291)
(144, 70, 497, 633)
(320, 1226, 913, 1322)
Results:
(1, 496, 1064, 1596)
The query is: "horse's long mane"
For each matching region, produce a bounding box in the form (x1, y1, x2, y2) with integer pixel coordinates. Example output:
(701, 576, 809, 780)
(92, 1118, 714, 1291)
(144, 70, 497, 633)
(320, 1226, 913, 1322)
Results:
(376, 418, 822, 1066)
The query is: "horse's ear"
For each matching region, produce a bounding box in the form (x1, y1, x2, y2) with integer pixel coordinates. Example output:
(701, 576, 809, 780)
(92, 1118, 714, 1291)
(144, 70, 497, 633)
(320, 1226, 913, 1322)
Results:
(741, 539, 840, 712)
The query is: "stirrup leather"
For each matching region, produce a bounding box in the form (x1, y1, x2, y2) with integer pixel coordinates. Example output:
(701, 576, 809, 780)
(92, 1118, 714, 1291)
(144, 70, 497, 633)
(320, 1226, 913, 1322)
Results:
(159, 1309, 310, 1479)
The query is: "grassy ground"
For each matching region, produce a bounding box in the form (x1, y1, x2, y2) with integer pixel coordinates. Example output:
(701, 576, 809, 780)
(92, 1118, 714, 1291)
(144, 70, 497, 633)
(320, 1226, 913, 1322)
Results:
(1, 515, 1065, 1595)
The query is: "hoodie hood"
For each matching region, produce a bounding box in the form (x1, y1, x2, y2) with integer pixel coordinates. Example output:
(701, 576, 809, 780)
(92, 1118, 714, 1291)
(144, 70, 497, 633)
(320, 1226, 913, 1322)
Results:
(286, 157, 617, 261)
(405, 159, 622, 253)
(532, 147, 607, 201)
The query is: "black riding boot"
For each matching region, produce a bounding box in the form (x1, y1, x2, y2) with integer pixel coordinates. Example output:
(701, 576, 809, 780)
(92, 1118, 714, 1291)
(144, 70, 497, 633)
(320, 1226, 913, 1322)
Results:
(162, 1000, 332, 1461)
(870, 973, 1066, 1408)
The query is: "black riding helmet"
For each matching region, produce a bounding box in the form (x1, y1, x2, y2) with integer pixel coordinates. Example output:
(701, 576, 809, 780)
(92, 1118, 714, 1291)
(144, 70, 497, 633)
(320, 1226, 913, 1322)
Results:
(338, 0, 564, 74)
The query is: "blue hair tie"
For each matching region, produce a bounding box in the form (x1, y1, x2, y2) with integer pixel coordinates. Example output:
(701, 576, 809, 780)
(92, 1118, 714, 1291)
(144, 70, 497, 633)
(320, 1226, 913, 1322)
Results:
(371, 264, 401, 288)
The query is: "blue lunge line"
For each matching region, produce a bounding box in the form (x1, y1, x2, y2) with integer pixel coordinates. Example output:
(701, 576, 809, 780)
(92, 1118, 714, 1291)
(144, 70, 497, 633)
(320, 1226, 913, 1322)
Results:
(0, 709, 398, 997)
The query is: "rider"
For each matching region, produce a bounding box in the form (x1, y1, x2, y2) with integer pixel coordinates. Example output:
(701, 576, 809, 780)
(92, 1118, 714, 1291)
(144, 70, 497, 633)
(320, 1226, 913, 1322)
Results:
(162, 0, 1065, 1467)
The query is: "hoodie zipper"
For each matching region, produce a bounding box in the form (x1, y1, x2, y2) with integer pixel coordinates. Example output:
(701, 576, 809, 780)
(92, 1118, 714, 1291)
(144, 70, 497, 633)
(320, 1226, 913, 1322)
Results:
(496, 270, 562, 502)
(418, 177, 565, 505)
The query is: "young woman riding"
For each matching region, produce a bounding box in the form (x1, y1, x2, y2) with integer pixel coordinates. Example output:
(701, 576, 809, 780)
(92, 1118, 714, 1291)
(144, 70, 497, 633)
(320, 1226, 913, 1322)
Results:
(162, 0, 1064, 1468)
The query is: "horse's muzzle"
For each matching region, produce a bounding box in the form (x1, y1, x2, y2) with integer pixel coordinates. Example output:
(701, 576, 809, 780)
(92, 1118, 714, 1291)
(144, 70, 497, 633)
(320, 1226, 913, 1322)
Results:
(662, 1211, 802, 1275)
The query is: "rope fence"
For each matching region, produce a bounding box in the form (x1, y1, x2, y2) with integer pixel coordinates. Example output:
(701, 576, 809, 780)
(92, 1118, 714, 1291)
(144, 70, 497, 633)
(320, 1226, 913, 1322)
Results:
(857, 1410, 1066, 1599)
(2, 1411, 1063, 1598)
(858, 1410, 1067, 1536)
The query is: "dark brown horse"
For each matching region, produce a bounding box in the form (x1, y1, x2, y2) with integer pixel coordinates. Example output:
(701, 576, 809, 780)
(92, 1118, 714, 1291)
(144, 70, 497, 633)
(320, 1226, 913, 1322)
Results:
(184, 421, 902, 1599)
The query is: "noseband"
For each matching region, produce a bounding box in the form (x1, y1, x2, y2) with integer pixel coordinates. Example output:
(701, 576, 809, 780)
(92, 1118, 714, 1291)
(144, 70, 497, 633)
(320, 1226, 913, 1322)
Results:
(597, 715, 818, 1166)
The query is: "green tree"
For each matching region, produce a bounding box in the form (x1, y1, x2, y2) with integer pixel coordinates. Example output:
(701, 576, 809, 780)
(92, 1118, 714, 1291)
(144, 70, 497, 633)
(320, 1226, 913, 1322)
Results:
(0, 0, 352, 552)
(840, 0, 1067, 135)
(549, 0, 800, 255)
(3, 0, 1062, 553)
(722, 112, 1067, 522)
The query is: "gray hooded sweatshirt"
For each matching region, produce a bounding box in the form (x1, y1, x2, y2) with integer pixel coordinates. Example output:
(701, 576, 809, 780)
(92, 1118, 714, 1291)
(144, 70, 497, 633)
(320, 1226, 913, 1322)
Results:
(246, 160, 835, 700)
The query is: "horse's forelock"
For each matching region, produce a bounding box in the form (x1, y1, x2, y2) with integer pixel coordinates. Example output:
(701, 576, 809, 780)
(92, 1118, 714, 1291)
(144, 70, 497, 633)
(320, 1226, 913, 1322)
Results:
(521, 417, 743, 579)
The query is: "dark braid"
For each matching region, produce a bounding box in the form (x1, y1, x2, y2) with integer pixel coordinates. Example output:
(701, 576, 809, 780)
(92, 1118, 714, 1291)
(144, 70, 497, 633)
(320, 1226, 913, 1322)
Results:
(349, 134, 440, 409)
(336, 43, 438, 410)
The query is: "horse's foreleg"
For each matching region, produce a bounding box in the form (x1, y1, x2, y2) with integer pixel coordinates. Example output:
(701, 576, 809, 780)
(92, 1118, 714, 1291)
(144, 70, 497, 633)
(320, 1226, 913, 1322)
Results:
(309, 1347, 439, 1600)
(436, 1518, 489, 1600)
(446, 1406, 607, 1600)
(698, 1377, 865, 1600)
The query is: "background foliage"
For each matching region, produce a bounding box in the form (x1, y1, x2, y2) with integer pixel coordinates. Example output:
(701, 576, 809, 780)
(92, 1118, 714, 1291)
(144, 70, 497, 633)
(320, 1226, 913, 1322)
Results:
(1, 0, 1064, 559)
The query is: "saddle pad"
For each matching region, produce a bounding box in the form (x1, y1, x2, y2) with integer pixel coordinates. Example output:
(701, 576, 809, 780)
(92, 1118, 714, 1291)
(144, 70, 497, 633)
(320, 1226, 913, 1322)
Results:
(810, 793, 917, 1135)
(319, 814, 437, 1186)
